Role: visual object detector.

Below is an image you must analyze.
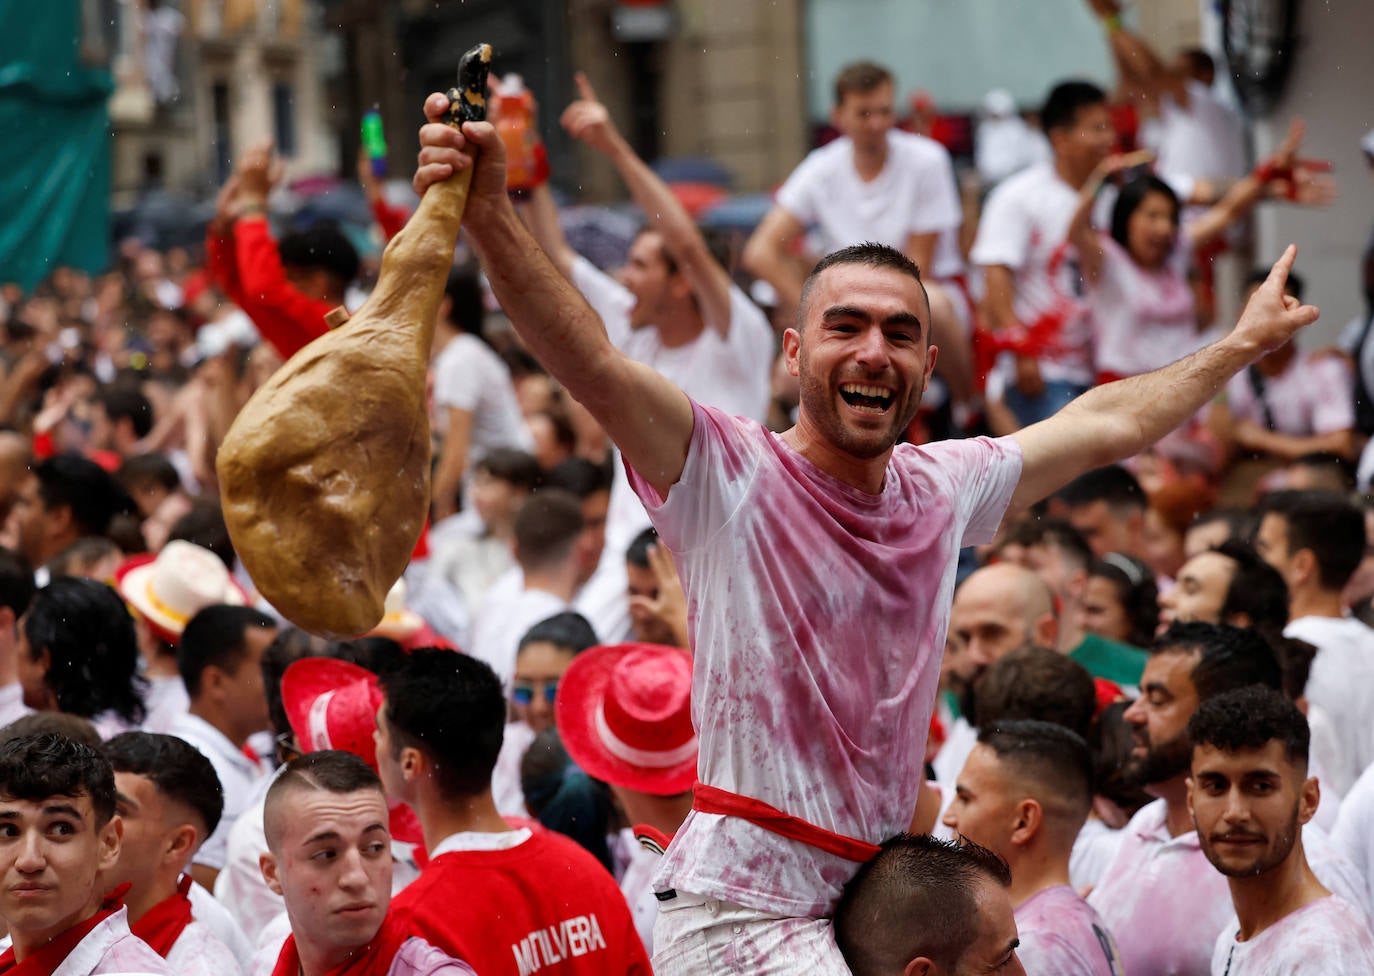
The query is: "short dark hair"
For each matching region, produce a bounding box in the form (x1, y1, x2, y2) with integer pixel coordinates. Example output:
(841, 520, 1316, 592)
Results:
(443, 264, 484, 334)
(178, 605, 277, 698)
(258, 628, 331, 742)
(800, 243, 928, 330)
(1088, 701, 1153, 816)
(625, 527, 660, 569)
(24, 578, 147, 724)
(1088, 554, 1159, 648)
(263, 750, 383, 851)
(34, 454, 135, 539)
(1188, 685, 1310, 766)
(517, 611, 598, 656)
(0, 548, 35, 618)
(47, 538, 121, 579)
(1286, 452, 1356, 493)
(168, 501, 236, 570)
(0, 712, 101, 749)
(475, 449, 542, 492)
(103, 731, 224, 838)
(1110, 176, 1180, 253)
(1271, 637, 1316, 702)
(1028, 518, 1093, 573)
(833, 61, 894, 106)
(977, 720, 1094, 831)
(1247, 266, 1305, 303)
(379, 648, 505, 799)
(835, 834, 1011, 976)
(1189, 507, 1258, 548)
(972, 645, 1096, 739)
(1259, 490, 1365, 590)
(1153, 621, 1282, 701)
(513, 490, 584, 572)
(1054, 464, 1146, 514)
(97, 387, 154, 440)
(278, 224, 359, 291)
(1179, 48, 1216, 82)
(1212, 540, 1289, 635)
(542, 458, 612, 500)
(0, 733, 116, 827)
(1041, 80, 1107, 136)
(117, 453, 181, 494)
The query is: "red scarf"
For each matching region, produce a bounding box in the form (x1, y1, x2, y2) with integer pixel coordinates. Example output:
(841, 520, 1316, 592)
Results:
(129, 876, 195, 958)
(271, 909, 410, 976)
(0, 884, 129, 975)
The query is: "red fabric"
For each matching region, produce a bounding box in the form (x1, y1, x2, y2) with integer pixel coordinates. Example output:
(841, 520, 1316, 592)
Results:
(0, 885, 128, 975)
(391, 829, 650, 976)
(270, 908, 412, 976)
(370, 198, 410, 244)
(129, 876, 194, 958)
(31, 430, 54, 461)
(206, 228, 245, 307)
(971, 242, 1079, 385)
(232, 218, 335, 360)
(692, 783, 880, 863)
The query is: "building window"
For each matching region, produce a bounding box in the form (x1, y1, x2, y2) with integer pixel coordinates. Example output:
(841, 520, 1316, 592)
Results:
(273, 82, 296, 157)
(212, 80, 232, 185)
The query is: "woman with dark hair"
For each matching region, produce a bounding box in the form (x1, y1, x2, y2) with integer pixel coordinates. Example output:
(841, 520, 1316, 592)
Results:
(19, 576, 148, 736)
(1067, 119, 1327, 384)
(1083, 553, 1159, 650)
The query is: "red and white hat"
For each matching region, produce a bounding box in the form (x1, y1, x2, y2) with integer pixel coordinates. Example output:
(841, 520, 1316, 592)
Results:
(280, 657, 423, 847)
(556, 643, 697, 797)
(114, 540, 247, 645)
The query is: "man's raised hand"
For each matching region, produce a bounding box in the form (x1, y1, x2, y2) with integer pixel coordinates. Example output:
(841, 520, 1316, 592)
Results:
(1233, 245, 1320, 356)
(560, 72, 620, 156)
(413, 92, 508, 220)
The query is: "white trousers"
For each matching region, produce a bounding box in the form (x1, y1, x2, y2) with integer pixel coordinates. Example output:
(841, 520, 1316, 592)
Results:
(651, 891, 853, 975)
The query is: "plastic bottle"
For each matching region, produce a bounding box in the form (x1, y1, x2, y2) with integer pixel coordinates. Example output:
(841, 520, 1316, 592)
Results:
(361, 110, 387, 177)
(495, 75, 538, 192)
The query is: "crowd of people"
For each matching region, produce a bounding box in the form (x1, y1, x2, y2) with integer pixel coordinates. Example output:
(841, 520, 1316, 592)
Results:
(0, 0, 1371, 972)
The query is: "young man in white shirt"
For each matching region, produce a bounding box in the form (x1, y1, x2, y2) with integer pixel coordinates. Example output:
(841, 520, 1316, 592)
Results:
(1190, 686, 1374, 974)
(971, 80, 1114, 428)
(0, 733, 171, 974)
(744, 60, 974, 411)
(414, 97, 1322, 973)
(943, 721, 1124, 975)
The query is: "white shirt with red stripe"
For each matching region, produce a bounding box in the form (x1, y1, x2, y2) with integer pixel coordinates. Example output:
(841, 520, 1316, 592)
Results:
(627, 401, 1022, 917)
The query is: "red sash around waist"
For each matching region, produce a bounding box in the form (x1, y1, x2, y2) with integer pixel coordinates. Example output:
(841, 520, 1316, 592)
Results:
(692, 783, 880, 863)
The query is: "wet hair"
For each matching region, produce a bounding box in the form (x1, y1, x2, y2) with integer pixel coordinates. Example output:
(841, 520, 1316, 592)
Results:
(835, 834, 1011, 976)
(1055, 464, 1146, 515)
(34, 454, 136, 539)
(1188, 685, 1309, 766)
(626, 527, 660, 569)
(1246, 266, 1305, 303)
(24, 577, 147, 724)
(0, 733, 116, 827)
(168, 501, 235, 570)
(178, 605, 277, 698)
(972, 645, 1096, 740)
(379, 648, 505, 800)
(1211, 540, 1290, 635)
(1110, 176, 1181, 254)
(263, 750, 383, 852)
(513, 490, 584, 572)
(0, 547, 35, 618)
(1152, 621, 1282, 701)
(1259, 490, 1365, 591)
(833, 61, 894, 106)
(97, 387, 154, 440)
(542, 457, 613, 500)
(443, 264, 484, 334)
(977, 719, 1094, 830)
(799, 242, 928, 330)
(517, 611, 598, 657)
(1041, 80, 1108, 136)
(103, 731, 224, 838)
(0, 712, 101, 750)
(1088, 554, 1159, 648)
(117, 453, 181, 495)
(278, 224, 359, 291)
(520, 728, 614, 872)
(475, 449, 542, 492)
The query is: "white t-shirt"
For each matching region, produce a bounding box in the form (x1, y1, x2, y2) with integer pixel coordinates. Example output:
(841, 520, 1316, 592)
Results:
(1090, 235, 1202, 378)
(774, 130, 964, 277)
(628, 400, 1022, 917)
(1151, 80, 1248, 189)
(971, 162, 1093, 384)
(1284, 615, 1374, 796)
(430, 332, 534, 464)
(1221, 351, 1355, 438)
(466, 587, 571, 692)
(1070, 817, 1127, 892)
(167, 917, 246, 976)
(1332, 762, 1374, 913)
(1211, 895, 1374, 975)
(1015, 884, 1124, 976)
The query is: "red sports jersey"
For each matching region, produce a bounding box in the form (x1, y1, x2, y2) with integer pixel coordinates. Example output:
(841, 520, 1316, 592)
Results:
(391, 829, 650, 976)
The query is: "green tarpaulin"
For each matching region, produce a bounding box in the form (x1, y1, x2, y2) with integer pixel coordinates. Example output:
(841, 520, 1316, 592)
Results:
(0, 0, 113, 291)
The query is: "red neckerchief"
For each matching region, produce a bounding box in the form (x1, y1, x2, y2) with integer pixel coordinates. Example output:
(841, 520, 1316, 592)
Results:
(0, 884, 130, 975)
(271, 908, 410, 976)
(129, 875, 195, 958)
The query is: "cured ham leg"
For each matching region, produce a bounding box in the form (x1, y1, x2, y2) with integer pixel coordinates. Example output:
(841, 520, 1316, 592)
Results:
(216, 44, 492, 638)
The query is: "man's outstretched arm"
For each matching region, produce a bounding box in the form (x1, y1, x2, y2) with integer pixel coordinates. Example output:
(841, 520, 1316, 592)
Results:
(1009, 245, 1320, 512)
(415, 93, 693, 499)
